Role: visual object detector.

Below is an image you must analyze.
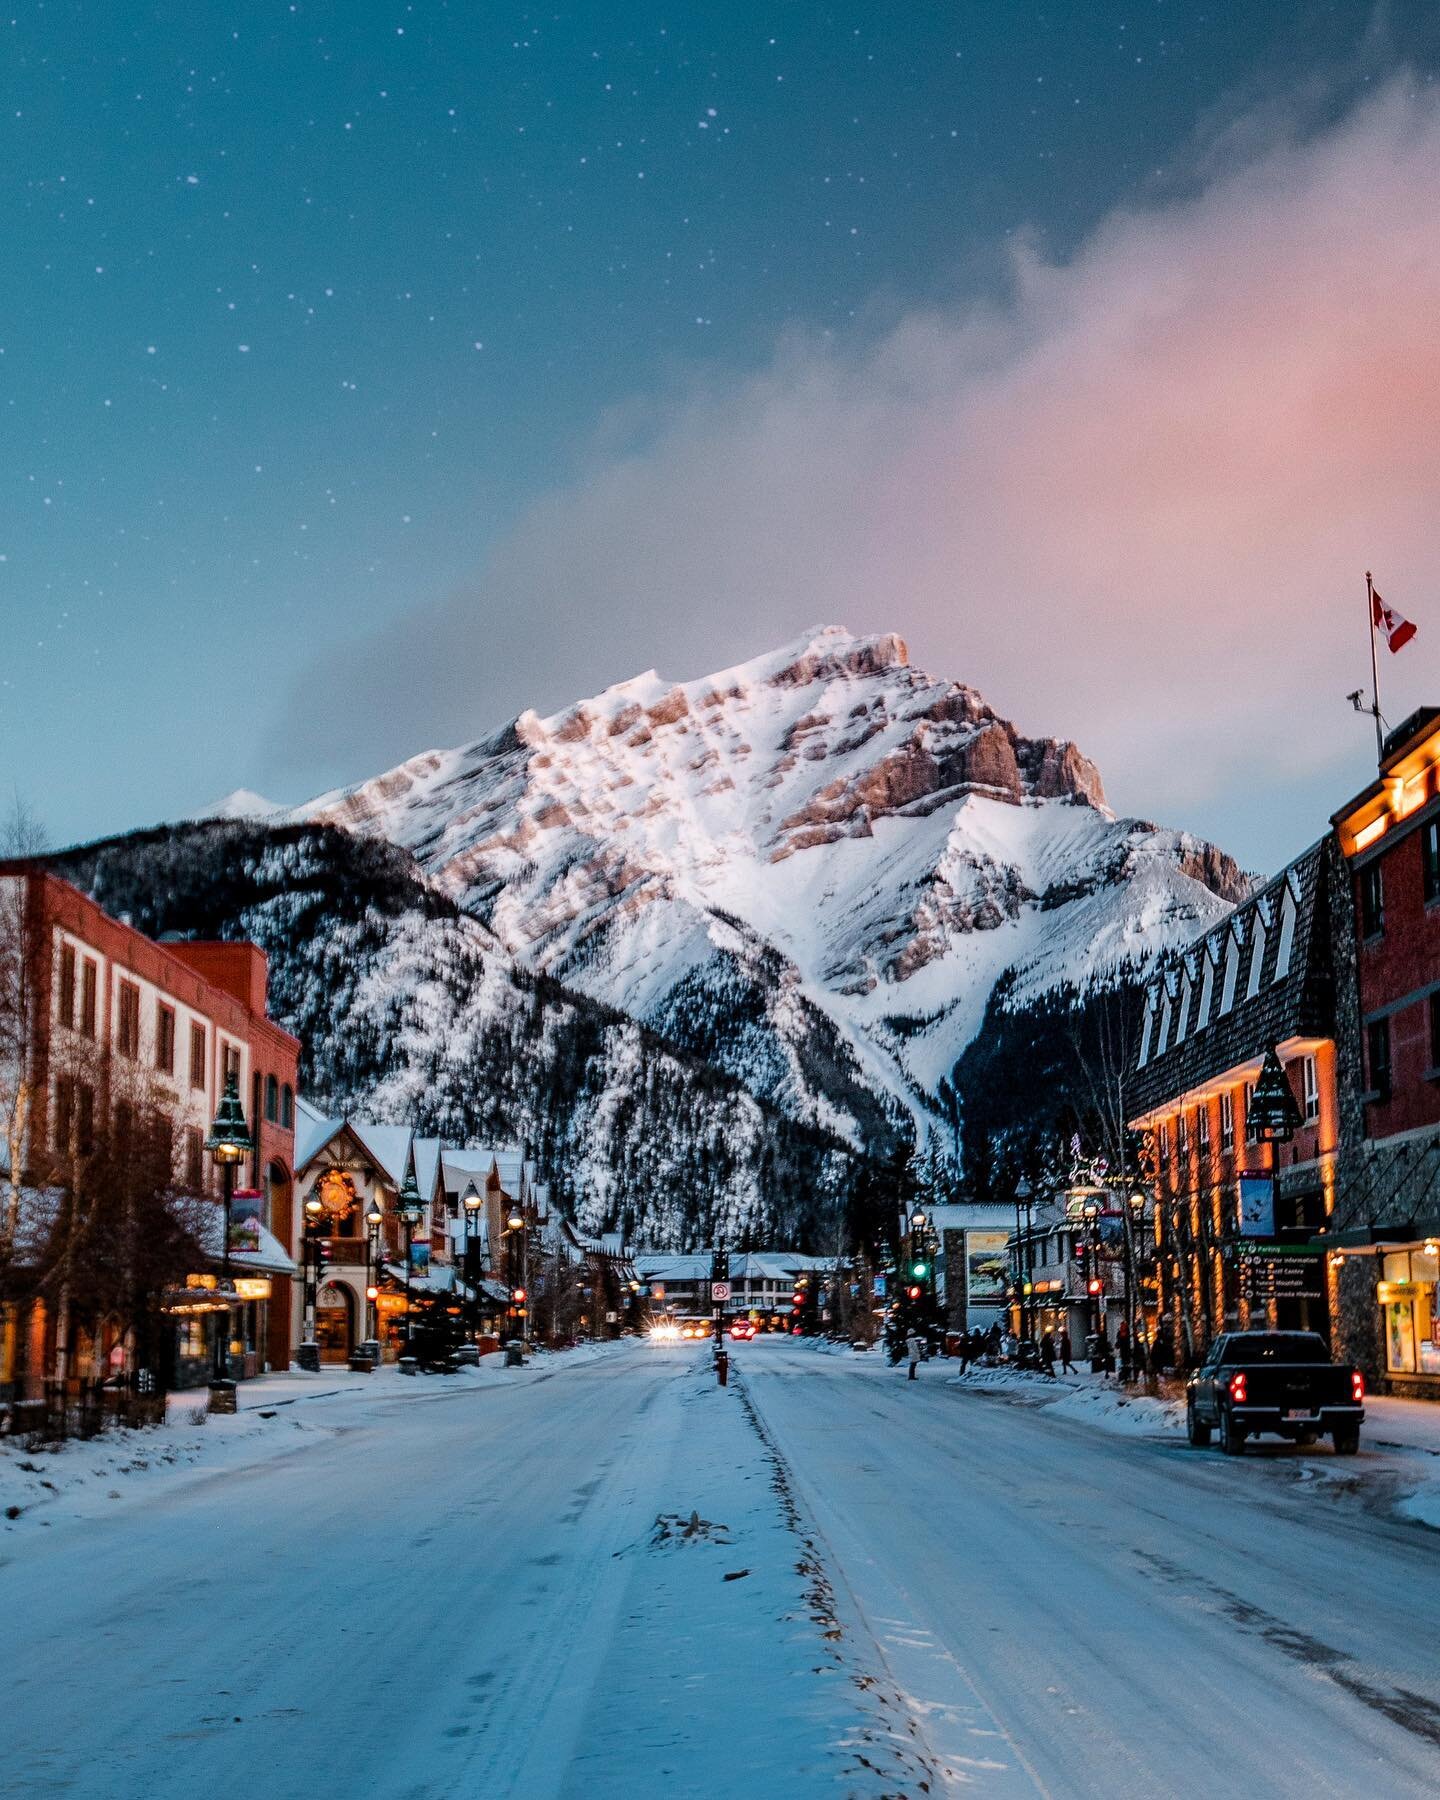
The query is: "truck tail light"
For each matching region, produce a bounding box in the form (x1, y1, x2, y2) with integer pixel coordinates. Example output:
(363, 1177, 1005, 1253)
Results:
(1229, 1371, 1247, 1404)
(1352, 1370, 1365, 1403)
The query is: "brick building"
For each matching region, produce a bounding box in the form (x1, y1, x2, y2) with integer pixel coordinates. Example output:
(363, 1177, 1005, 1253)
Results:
(1326, 707, 1440, 1394)
(1128, 840, 1346, 1367)
(0, 867, 300, 1393)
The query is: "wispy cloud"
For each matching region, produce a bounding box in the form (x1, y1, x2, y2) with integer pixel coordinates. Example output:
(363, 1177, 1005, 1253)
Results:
(280, 81, 1440, 865)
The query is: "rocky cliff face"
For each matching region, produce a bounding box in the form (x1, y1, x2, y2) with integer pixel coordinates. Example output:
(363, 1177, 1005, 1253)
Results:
(265, 626, 1245, 1132)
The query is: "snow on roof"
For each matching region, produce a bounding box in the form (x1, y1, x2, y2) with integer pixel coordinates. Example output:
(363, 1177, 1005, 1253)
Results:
(349, 1121, 414, 1188)
(293, 1097, 343, 1170)
(412, 1136, 444, 1203)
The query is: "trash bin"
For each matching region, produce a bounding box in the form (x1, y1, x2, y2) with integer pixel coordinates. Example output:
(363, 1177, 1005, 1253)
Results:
(504, 1340, 525, 1367)
(453, 1343, 480, 1367)
(398, 1355, 418, 1377)
(296, 1342, 321, 1373)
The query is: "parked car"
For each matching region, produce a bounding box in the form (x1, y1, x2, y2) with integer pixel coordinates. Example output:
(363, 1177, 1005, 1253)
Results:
(728, 1319, 756, 1341)
(1186, 1331, 1364, 1456)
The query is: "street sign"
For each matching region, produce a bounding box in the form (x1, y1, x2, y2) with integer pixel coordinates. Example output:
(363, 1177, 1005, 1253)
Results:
(710, 1281, 731, 1302)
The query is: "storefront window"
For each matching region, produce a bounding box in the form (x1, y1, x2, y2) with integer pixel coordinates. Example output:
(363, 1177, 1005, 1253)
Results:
(1381, 1249, 1440, 1377)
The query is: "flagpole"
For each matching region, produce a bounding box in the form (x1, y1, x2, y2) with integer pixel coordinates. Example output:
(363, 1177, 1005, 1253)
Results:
(1366, 570, 1385, 763)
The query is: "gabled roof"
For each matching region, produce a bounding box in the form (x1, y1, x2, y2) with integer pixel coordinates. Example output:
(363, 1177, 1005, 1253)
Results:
(348, 1121, 414, 1189)
(293, 1096, 343, 1170)
(1130, 838, 1336, 1118)
(412, 1136, 445, 1204)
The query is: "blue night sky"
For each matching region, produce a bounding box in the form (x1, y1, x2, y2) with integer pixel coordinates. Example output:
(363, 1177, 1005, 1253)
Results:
(5, 4, 1440, 867)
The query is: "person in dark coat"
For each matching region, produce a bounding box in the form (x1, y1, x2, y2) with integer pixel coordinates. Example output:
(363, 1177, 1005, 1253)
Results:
(1058, 1332, 1075, 1375)
(1039, 1330, 1056, 1377)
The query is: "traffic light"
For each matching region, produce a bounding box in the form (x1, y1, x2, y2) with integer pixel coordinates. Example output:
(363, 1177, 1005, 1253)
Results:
(365, 1284, 379, 1303)
(1087, 1277, 1102, 1296)
(907, 1284, 922, 1301)
(512, 1286, 526, 1304)
(910, 1260, 929, 1280)
(315, 1238, 331, 1279)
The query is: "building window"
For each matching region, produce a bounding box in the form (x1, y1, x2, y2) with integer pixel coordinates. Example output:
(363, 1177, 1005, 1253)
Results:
(1244, 1081, 1258, 1145)
(57, 943, 76, 1028)
(1301, 1054, 1320, 1123)
(1220, 1090, 1235, 1153)
(1367, 1018, 1392, 1102)
(1220, 936, 1239, 1015)
(185, 1125, 205, 1190)
(156, 1003, 175, 1074)
(1245, 920, 1266, 1000)
(189, 1022, 208, 1091)
(281, 1084, 294, 1130)
(1197, 955, 1214, 1030)
(1197, 1104, 1210, 1156)
(117, 979, 141, 1059)
(1361, 862, 1384, 939)
(1425, 820, 1440, 906)
(265, 1073, 279, 1123)
(1176, 1113, 1189, 1161)
(76, 1083, 95, 1154)
(1274, 891, 1297, 981)
(80, 959, 98, 1038)
(223, 1042, 241, 1085)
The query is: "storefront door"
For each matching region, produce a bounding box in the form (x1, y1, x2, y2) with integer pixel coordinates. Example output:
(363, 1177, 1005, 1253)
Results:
(315, 1284, 353, 1363)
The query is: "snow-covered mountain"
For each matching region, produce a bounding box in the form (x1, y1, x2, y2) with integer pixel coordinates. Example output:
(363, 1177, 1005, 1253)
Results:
(258, 627, 1244, 1136)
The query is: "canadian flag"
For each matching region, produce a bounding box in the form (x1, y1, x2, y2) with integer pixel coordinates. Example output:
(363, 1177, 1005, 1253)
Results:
(1373, 585, 1417, 654)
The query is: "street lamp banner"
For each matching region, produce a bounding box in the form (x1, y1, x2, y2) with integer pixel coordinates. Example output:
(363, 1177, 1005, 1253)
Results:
(1237, 1175, 1275, 1238)
(966, 1232, 1010, 1301)
(409, 1241, 431, 1277)
(228, 1192, 263, 1255)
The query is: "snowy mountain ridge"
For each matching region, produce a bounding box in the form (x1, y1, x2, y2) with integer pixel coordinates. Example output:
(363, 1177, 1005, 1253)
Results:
(244, 626, 1246, 1135)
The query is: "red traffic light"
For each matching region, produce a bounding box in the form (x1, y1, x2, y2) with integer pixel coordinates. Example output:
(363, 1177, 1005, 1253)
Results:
(512, 1287, 527, 1303)
(1087, 1278, 1102, 1295)
(907, 1285, 922, 1300)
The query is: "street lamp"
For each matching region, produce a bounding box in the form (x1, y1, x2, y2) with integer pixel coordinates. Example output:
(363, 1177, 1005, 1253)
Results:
(204, 1071, 253, 1409)
(365, 1197, 383, 1348)
(1082, 1198, 1103, 1349)
(1125, 1190, 1146, 1380)
(506, 1202, 528, 1346)
(1013, 1178, 1033, 1343)
(462, 1181, 482, 1339)
(398, 1170, 426, 1356)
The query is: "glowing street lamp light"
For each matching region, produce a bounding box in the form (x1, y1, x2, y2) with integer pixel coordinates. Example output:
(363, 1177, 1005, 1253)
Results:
(204, 1071, 253, 1408)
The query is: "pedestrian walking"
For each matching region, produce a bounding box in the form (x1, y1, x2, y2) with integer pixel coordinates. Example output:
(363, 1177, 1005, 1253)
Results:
(905, 1329, 925, 1380)
(1040, 1330, 1056, 1377)
(1059, 1333, 1075, 1375)
(957, 1330, 971, 1375)
(1115, 1320, 1132, 1382)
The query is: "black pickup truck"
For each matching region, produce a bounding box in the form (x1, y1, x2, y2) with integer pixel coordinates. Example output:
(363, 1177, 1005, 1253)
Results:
(1186, 1331, 1364, 1456)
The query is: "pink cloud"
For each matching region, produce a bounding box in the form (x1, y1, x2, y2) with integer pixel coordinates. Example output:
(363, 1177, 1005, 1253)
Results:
(295, 82, 1440, 862)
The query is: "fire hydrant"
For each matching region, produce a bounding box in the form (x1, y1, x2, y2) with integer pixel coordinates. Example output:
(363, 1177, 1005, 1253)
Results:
(715, 1349, 729, 1387)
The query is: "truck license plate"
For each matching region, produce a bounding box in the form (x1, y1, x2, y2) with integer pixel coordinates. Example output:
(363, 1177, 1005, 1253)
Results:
(1285, 1409, 1315, 1421)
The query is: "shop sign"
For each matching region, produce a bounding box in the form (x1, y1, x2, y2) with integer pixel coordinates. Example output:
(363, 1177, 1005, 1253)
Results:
(376, 1292, 407, 1314)
(186, 1272, 219, 1290)
(233, 1277, 272, 1301)
(967, 1231, 1010, 1301)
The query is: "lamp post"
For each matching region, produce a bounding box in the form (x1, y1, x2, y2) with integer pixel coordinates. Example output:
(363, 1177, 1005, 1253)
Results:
(398, 1170, 425, 1357)
(462, 1181, 482, 1340)
(1082, 1198, 1103, 1355)
(1125, 1190, 1146, 1378)
(365, 1197, 383, 1348)
(506, 1203, 528, 1347)
(204, 1071, 254, 1411)
(1013, 1178, 1033, 1343)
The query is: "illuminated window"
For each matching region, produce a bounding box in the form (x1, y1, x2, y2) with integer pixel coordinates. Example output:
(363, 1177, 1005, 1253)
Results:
(1220, 1090, 1235, 1153)
(1197, 1104, 1210, 1155)
(1360, 863, 1384, 939)
(1301, 1055, 1319, 1123)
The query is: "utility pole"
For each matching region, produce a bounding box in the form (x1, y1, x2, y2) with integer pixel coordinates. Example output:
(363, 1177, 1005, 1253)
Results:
(711, 1239, 729, 1384)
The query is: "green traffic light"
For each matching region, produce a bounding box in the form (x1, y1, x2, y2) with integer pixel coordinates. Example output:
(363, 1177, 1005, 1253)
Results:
(911, 1261, 929, 1279)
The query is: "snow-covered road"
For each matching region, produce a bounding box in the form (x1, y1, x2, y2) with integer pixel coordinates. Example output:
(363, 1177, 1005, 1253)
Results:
(9, 1339, 1440, 1798)
(742, 1340, 1440, 1797)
